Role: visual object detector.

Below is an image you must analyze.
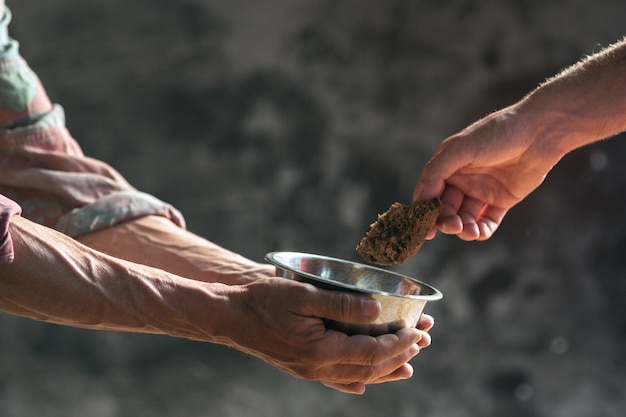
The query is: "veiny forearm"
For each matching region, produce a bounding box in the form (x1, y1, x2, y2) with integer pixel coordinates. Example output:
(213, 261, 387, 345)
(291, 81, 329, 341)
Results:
(77, 215, 274, 285)
(0, 216, 231, 341)
(518, 36, 626, 157)
(0, 217, 429, 391)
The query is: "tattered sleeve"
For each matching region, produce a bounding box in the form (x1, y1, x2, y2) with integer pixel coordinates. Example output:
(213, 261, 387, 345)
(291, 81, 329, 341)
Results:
(0, 194, 21, 264)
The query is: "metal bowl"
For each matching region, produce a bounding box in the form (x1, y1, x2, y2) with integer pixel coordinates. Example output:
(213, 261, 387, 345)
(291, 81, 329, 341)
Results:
(265, 251, 442, 336)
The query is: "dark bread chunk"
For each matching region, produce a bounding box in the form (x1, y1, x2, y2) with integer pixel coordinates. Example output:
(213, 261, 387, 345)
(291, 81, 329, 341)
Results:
(356, 198, 442, 266)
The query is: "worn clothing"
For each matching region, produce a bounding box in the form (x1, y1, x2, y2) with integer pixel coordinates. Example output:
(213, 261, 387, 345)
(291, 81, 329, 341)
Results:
(0, 103, 186, 236)
(0, 194, 20, 265)
(0, 6, 185, 264)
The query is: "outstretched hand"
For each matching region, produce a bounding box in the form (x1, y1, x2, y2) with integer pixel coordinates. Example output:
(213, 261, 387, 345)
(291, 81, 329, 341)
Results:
(222, 277, 434, 394)
(322, 314, 434, 394)
(413, 37, 626, 241)
(413, 106, 562, 241)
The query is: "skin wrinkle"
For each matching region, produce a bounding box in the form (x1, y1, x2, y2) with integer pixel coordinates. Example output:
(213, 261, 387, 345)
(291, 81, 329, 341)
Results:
(0, 231, 101, 325)
(78, 215, 272, 285)
(49, 249, 145, 329)
(1, 217, 184, 335)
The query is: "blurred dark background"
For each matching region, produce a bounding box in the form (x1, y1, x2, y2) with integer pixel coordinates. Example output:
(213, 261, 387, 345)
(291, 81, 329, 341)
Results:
(2, 0, 625, 416)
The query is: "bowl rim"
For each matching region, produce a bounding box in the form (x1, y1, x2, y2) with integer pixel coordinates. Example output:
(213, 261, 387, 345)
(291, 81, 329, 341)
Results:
(265, 251, 443, 301)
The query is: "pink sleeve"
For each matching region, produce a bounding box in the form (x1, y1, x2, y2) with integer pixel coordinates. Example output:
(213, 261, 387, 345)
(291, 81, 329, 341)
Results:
(0, 194, 22, 265)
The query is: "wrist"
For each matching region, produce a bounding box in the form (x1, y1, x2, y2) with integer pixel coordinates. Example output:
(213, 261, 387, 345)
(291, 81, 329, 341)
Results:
(159, 279, 241, 344)
(513, 93, 576, 166)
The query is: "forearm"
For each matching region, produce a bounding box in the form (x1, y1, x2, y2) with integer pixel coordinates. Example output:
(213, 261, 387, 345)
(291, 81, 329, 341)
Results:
(76, 215, 275, 285)
(0, 216, 430, 392)
(517, 36, 626, 158)
(0, 215, 232, 341)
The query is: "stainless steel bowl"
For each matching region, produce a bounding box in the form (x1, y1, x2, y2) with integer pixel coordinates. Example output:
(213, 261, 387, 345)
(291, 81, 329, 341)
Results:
(265, 251, 443, 336)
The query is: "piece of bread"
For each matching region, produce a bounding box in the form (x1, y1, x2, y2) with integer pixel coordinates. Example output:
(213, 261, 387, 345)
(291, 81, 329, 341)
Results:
(356, 198, 442, 266)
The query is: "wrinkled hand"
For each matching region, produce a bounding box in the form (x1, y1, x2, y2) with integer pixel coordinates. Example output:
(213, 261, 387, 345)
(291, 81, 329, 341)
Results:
(322, 313, 434, 394)
(413, 106, 562, 241)
(223, 278, 434, 394)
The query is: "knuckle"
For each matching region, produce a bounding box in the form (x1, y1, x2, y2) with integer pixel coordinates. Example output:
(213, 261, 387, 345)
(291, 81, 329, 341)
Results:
(357, 366, 378, 383)
(336, 292, 353, 321)
(293, 366, 318, 381)
(327, 291, 353, 321)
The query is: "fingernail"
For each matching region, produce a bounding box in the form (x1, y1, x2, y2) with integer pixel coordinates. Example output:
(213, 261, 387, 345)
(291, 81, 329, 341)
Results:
(362, 298, 380, 320)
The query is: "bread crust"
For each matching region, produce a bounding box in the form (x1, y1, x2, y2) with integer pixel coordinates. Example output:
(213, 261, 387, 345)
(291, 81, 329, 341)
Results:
(356, 198, 442, 266)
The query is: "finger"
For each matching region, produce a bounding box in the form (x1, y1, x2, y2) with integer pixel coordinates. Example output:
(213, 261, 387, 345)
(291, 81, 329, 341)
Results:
(303, 287, 382, 324)
(434, 185, 465, 235)
(413, 138, 472, 202)
(477, 217, 499, 241)
(321, 381, 367, 395)
(323, 326, 421, 367)
(417, 330, 431, 348)
(413, 170, 446, 203)
(457, 221, 480, 241)
(439, 185, 465, 214)
(366, 328, 422, 366)
(416, 313, 435, 332)
(408, 316, 433, 349)
(325, 363, 414, 391)
(362, 362, 414, 385)
(437, 214, 463, 235)
(419, 184, 462, 238)
(456, 196, 487, 240)
(458, 196, 486, 223)
(476, 205, 508, 241)
(321, 341, 420, 385)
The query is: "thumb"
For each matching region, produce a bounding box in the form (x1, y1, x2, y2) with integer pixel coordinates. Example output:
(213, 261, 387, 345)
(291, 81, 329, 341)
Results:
(310, 290, 381, 324)
(414, 137, 473, 202)
(413, 177, 444, 203)
(413, 157, 448, 202)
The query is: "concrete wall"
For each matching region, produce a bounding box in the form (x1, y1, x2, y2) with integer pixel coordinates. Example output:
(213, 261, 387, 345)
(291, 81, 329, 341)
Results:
(2, 1, 625, 416)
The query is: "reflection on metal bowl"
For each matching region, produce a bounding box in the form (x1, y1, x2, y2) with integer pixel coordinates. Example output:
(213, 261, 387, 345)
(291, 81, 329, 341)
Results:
(265, 251, 443, 336)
